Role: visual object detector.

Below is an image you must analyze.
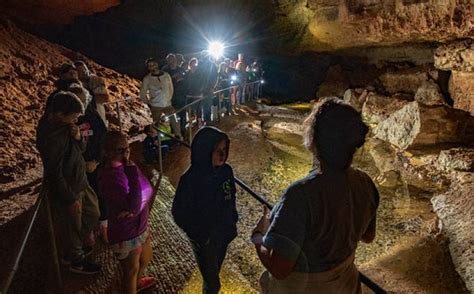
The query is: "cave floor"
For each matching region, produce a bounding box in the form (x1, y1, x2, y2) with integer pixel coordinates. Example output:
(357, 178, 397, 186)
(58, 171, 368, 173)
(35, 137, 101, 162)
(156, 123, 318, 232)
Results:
(3, 102, 467, 293)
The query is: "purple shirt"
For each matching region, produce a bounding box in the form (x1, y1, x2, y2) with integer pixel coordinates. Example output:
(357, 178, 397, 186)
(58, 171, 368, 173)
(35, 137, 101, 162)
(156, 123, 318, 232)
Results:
(98, 165, 153, 244)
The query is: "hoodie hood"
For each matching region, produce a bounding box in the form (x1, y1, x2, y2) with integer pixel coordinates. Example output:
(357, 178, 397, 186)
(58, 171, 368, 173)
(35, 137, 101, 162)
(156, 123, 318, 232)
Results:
(190, 126, 229, 172)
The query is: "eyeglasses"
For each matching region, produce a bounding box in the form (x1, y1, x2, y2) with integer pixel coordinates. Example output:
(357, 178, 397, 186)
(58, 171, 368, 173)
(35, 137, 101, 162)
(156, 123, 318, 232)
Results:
(115, 146, 130, 153)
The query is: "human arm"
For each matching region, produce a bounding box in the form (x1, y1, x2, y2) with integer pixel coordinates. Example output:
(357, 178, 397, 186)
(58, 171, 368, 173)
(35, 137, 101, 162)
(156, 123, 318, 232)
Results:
(361, 180, 379, 243)
(252, 188, 308, 280)
(139, 77, 150, 106)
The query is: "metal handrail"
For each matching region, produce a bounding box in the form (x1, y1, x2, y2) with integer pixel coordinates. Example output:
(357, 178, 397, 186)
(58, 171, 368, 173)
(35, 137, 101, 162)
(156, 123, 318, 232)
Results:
(1, 187, 62, 294)
(154, 127, 387, 294)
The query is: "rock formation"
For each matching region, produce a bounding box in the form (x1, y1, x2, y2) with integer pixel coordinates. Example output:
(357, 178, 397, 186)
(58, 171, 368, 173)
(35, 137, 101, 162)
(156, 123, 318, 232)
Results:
(374, 101, 474, 150)
(361, 93, 409, 126)
(0, 18, 150, 184)
(432, 172, 474, 292)
(434, 39, 474, 115)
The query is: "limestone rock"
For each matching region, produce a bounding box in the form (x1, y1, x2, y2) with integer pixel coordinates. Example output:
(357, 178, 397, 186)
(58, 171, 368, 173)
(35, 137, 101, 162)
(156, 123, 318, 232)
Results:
(379, 68, 429, 95)
(374, 101, 474, 150)
(361, 93, 409, 126)
(434, 39, 474, 72)
(414, 80, 446, 106)
(436, 148, 474, 172)
(449, 71, 474, 115)
(343, 88, 369, 112)
(431, 173, 474, 292)
(317, 65, 350, 98)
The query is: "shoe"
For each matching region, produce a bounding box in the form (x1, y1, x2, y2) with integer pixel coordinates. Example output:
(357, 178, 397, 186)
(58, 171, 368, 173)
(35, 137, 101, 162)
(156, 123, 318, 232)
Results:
(61, 247, 93, 265)
(137, 276, 156, 292)
(70, 260, 101, 275)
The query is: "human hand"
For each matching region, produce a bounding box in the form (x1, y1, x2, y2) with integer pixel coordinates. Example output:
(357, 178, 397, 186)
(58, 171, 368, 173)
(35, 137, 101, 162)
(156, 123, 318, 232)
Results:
(117, 211, 134, 219)
(70, 124, 81, 141)
(68, 200, 81, 215)
(252, 206, 270, 237)
(85, 160, 99, 173)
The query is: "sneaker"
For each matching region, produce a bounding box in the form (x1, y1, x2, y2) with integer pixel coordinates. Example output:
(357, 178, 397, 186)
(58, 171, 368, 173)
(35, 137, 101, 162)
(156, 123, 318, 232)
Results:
(61, 247, 92, 265)
(70, 260, 101, 275)
(137, 276, 156, 292)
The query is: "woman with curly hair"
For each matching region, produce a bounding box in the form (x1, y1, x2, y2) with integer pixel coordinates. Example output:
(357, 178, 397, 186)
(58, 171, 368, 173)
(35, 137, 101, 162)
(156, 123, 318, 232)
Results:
(252, 97, 379, 294)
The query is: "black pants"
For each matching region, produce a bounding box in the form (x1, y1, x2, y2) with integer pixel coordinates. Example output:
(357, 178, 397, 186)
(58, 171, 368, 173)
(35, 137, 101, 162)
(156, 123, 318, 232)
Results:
(190, 238, 230, 294)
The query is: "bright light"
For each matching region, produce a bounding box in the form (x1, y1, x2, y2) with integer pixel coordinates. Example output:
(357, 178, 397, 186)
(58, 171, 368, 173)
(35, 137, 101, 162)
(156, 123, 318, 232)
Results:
(261, 80, 265, 84)
(231, 75, 238, 81)
(208, 41, 224, 59)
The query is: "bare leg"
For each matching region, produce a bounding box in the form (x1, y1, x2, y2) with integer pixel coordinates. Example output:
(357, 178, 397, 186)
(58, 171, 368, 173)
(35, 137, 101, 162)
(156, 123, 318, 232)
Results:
(120, 249, 141, 294)
(137, 237, 153, 280)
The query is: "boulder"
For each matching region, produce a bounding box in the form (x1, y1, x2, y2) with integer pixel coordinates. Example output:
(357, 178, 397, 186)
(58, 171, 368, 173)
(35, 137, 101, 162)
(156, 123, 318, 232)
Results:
(343, 88, 369, 112)
(379, 68, 429, 95)
(431, 173, 474, 292)
(449, 71, 474, 115)
(374, 101, 474, 150)
(434, 39, 474, 72)
(317, 65, 350, 98)
(361, 93, 409, 126)
(414, 79, 446, 106)
(436, 148, 474, 172)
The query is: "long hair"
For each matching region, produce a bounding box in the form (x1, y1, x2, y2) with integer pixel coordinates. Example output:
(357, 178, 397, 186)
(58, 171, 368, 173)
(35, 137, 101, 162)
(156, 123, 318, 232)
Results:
(102, 130, 128, 163)
(303, 97, 368, 171)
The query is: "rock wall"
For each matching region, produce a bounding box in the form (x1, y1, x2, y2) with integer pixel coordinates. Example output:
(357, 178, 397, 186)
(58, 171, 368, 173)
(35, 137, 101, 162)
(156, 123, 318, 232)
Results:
(0, 17, 150, 185)
(434, 39, 474, 115)
(1, 0, 120, 24)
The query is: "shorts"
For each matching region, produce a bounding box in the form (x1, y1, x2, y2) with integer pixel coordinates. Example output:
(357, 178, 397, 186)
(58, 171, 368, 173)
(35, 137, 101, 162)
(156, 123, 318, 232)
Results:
(111, 229, 150, 260)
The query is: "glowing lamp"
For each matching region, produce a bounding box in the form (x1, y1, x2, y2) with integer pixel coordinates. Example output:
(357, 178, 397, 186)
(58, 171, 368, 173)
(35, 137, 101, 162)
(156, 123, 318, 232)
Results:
(208, 41, 224, 59)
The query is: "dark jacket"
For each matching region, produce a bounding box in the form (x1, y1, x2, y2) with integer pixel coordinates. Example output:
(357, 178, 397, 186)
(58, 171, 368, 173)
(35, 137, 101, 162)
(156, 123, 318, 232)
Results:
(36, 117, 88, 205)
(172, 127, 238, 244)
(77, 100, 107, 162)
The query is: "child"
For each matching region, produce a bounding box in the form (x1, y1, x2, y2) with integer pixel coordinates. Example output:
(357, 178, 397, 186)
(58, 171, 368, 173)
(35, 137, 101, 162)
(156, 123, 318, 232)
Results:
(98, 131, 155, 293)
(143, 122, 173, 164)
(36, 91, 101, 274)
(172, 126, 238, 294)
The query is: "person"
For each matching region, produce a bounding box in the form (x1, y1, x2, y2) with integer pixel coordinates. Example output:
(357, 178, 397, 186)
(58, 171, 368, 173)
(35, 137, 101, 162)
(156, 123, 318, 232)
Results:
(172, 127, 238, 294)
(74, 60, 110, 127)
(251, 97, 379, 293)
(142, 123, 173, 164)
(163, 53, 187, 136)
(36, 91, 101, 274)
(235, 59, 248, 105)
(217, 62, 232, 116)
(44, 63, 82, 116)
(69, 81, 110, 243)
(183, 58, 203, 127)
(139, 58, 182, 140)
(176, 53, 185, 68)
(196, 55, 218, 122)
(98, 131, 155, 293)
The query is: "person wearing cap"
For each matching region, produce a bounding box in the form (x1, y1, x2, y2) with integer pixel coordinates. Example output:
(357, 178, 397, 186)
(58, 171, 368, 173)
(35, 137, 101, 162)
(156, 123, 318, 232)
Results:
(44, 63, 83, 116)
(74, 61, 110, 128)
(139, 58, 182, 140)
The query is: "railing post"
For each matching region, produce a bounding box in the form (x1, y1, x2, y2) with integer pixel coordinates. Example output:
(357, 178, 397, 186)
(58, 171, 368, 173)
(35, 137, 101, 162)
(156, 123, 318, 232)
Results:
(187, 106, 193, 145)
(115, 101, 123, 132)
(44, 192, 63, 293)
(217, 93, 221, 122)
(157, 129, 163, 175)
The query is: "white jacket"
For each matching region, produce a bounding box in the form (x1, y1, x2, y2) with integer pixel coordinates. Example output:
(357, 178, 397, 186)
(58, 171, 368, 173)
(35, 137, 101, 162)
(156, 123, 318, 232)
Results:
(139, 72, 174, 107)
